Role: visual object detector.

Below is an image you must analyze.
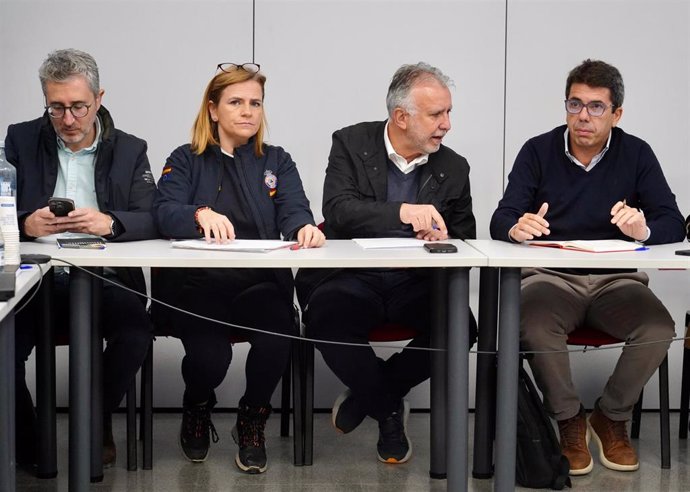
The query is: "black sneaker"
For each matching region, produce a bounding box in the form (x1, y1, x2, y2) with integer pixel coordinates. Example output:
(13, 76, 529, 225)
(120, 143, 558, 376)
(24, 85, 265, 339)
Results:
(332, 389, 367, 434)
(377, 400, 412, 464)
(179, 399, 219, 462)
(231, 398, 271, 474)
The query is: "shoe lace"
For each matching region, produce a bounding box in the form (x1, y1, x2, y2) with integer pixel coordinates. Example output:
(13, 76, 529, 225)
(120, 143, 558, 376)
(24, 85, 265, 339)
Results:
(559, 414, 585, 448)
(238, 407, 268, 448)
(184, 404, 219, 443)
(380, 411, 405, 443)
(607, 418, 630, 445)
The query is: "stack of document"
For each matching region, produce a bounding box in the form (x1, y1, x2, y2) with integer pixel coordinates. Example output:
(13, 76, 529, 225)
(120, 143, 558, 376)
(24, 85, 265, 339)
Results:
(353, 238, 427, 249)
(171, 239, 297, 253)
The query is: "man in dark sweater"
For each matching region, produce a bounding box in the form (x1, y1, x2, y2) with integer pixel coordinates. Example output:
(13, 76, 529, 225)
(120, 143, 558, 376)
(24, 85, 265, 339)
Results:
(491, 59, 685, 475)
(296, 62, 476, 464)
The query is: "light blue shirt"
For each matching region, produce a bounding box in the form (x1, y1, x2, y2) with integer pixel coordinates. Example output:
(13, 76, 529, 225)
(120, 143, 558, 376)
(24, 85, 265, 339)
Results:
(54, 117, 101, 209)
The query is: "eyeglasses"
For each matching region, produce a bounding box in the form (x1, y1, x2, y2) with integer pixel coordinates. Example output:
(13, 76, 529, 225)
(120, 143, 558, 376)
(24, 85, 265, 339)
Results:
(564, 99, 613, 117)
(45, 103, 91, 119)
(216, 63, 261, 74)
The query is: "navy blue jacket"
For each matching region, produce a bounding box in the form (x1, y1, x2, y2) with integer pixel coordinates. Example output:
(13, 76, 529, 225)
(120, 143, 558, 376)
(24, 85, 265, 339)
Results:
(5, 106, 157, 295)
(490, 125, 685, 245)
(154, 142, 314, 241)
(152, 141, 316, 309)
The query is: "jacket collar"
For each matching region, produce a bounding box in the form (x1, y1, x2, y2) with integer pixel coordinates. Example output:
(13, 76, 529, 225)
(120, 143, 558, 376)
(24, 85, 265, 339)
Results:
(360, 121, 451, 202)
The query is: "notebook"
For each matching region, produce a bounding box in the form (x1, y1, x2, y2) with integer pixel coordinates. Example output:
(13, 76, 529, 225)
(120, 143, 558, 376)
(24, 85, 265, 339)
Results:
(528, 239, 644, 253)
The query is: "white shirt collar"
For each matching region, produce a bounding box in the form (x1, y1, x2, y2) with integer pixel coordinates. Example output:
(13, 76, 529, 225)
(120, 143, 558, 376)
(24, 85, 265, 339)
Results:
(384, 120, 429, 174)
(564, 128, 611, 172)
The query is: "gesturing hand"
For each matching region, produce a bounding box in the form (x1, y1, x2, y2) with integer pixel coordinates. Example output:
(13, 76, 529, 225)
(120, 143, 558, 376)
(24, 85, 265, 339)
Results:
(610, 200, 647, 241)
(509, 202, 550, 242)
(400, 203, 447, 236)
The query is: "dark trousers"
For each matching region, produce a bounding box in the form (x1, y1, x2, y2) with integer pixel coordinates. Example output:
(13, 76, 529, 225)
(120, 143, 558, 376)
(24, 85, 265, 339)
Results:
(171, 281, 294, 407)
(304, 268, 476, 421)
(15, 271, 152, 443)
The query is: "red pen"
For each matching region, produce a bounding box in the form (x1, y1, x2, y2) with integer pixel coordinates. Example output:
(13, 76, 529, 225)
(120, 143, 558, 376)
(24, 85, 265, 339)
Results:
(290, 244, 301, 250)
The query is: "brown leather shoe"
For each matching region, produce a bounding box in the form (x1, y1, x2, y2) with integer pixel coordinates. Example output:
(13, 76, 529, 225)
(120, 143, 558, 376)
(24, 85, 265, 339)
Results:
(103, 416, 117, 468)
(588, 405, 638, 471)
(557, 406, 593, 475)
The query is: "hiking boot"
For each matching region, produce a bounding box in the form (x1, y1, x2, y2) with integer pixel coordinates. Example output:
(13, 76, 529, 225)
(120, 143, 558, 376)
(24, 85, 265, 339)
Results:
(332, 389, 367, 434)
(103, 414, 116, 468)
(179, 398, 219, 462)
(377, 399, 411, 464)
(588, 402, 639, 472)
(231, 398, 271, 474)
(557, 406, 593, 475)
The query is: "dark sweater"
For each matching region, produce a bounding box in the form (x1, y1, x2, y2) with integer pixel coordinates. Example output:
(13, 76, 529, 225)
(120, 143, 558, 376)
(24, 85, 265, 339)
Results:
(490, 125, 685, 246)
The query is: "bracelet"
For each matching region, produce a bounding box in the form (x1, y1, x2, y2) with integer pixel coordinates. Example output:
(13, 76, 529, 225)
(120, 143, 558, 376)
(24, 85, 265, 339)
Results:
(194, 206, 211, 230)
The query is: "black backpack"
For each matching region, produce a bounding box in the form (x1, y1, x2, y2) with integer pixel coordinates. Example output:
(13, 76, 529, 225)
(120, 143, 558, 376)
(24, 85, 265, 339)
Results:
(516, 366, 572, 489)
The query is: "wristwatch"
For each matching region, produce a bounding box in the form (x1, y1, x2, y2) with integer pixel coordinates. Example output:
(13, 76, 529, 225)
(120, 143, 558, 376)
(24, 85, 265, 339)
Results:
(107, 214, 120, 239)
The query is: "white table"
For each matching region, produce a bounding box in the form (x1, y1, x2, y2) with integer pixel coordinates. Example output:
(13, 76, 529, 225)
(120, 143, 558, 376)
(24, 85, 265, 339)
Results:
(20, 238, 487, 492)
(0, 265, 44, 492)
(466, 239, 690, 492)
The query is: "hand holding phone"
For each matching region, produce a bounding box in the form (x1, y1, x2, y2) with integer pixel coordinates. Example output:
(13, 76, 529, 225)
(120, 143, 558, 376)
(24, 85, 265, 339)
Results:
(424, 242, 458, 253)
(48, 197, 75, 217)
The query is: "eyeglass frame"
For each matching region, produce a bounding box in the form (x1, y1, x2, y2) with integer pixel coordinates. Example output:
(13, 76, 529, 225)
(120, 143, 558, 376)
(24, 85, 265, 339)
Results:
(216, 63, 261, 74)
(564, 98, 615, 117)
(45, 103, 92, 119)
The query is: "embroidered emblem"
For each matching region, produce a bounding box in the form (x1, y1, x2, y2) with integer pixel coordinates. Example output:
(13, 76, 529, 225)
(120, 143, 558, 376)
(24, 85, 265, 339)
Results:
(264, 170, 277, 197)
(161, 165, 173, 181)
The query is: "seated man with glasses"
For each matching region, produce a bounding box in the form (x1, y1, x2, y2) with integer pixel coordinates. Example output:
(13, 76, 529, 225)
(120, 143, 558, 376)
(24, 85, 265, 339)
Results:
(490, 59, 685, 475)
(5, 48, 156, 470)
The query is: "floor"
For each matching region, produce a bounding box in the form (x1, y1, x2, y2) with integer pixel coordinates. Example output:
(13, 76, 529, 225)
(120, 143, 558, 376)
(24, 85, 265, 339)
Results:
(15, 411, 690, 491)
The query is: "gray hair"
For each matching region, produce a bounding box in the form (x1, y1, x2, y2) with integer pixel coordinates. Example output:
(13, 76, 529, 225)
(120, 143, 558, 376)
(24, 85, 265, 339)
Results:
(39, 49, 100, 96)
(386, 62, 453, 116)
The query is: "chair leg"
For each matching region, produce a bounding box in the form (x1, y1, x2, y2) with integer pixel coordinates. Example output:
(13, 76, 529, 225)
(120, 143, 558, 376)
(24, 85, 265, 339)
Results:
(680, 347, 690, 439)
(280, 357, 291, 438)
(141, 343, 153, 470)
(631, 388, 643, 439)
(303, 341, 315, 466)
(126, 382, 137, 471)
(658, 355, 670, 469)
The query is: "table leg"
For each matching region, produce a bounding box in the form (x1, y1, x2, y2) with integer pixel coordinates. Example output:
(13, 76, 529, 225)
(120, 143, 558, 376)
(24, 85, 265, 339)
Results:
(494, 267, 521, 491)
(90, 270, 103, 482)
(430, 268, 447, 479)
(69, 268, 92, 492)
(0, 312, 16, 492)
(472, 267, 498, 478)
(36, 268, 57, 478)
(447, 267, 470, 492)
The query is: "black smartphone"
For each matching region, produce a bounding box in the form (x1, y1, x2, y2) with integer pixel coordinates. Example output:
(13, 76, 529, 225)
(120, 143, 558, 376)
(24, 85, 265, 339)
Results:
(675, 249, 690, 256)
(424, 242, 458, 254)
(48, 197, 75, 217)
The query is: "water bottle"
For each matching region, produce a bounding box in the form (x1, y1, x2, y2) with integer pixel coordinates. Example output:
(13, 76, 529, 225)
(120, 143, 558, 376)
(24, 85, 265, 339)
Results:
(0, 142, 19, 265)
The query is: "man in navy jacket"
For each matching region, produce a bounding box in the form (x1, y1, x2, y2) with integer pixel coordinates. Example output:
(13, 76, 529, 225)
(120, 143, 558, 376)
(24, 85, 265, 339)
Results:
(491, 59, 685, 475)
(5, 49, 156, 469)
(297, 62, 476, 464)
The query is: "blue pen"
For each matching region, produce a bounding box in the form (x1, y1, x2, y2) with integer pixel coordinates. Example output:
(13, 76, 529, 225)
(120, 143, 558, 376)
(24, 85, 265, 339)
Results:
(635, 246, 649, 251)
(19, 265, 32, 269)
